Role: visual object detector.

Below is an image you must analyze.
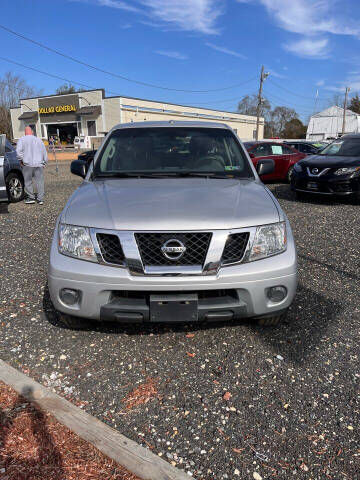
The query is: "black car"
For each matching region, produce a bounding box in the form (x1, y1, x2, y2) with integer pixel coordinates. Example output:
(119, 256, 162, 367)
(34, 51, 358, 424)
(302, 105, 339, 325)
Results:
(77, 149, 97, 166)
(285, 141, 323, 155)
(291, 134, 360, 202)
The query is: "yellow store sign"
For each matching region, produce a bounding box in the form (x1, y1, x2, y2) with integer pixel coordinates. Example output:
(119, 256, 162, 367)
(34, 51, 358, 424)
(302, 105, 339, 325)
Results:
(39, 105, 77, 114)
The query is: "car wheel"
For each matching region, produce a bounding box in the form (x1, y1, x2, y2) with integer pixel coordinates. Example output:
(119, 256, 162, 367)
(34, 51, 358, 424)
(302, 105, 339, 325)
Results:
(57, 312, 90, 329)
(6, 172, 25, 203)
(257, 314, 283, 326)
(352, 190, 360, 205)
(286, 166, 294, 183)
(295, 190, 306, 200)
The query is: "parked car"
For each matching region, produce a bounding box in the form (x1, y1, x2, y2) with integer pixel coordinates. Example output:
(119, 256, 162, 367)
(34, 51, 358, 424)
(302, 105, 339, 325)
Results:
(77, 149, 97, 166)
(48, 121, 297, 329)
(284, 141, 323, 155)
(0, 134, 25, 203)
(244, 141, 306, 182)
(291, 134, 360, 202)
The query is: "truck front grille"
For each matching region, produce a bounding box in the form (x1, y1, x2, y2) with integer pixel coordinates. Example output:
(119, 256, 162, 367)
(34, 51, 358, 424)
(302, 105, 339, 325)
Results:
(135, 232, 212, 267)
(221, 232, 249, 265)
(96, 233, 125, 265)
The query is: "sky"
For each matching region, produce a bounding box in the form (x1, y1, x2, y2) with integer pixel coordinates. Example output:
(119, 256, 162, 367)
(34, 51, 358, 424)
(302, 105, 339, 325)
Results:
(1, 0, 360, 121)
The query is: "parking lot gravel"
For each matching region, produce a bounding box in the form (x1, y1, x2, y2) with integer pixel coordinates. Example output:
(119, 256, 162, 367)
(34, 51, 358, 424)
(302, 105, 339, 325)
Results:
(0, 163, 359, 479)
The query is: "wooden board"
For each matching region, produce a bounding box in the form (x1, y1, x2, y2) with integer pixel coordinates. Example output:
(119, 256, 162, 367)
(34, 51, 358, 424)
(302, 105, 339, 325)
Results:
(0, 359, 190, 480)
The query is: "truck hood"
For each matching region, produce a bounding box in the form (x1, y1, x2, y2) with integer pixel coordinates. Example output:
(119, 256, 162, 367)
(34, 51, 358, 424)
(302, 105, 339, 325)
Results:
(63, 178, 280, 230)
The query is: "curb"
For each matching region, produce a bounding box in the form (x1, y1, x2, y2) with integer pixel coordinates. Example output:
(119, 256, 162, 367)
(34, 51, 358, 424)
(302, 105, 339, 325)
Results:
(0, 359, 189, 480)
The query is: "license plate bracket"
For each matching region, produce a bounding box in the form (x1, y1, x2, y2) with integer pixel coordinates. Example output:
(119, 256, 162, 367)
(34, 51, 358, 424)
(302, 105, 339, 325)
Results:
(307, 181, 318, 190)
(150, 294, 198, 322)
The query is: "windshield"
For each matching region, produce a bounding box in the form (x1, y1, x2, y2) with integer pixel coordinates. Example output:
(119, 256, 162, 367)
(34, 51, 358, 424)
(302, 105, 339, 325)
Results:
(93, 127, 253, 178)
(319, 138, 360, 156)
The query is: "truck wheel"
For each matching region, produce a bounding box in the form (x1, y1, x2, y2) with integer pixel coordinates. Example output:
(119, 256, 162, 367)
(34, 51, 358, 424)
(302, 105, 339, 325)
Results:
(6, 172, 25, 203)
(257, 314, 283, 327)
(57, 312, 90, 329)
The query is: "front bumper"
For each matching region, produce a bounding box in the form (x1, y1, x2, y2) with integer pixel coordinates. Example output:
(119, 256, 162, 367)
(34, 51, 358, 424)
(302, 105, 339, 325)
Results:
(291, 172, 360, 196)
(48, 223, 297, 322)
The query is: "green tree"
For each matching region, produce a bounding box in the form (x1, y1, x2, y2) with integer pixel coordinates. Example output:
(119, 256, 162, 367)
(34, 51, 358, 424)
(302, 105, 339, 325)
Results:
(55, 83, 77, 95)
(282, 118, 307, 138)
(348, 93, 360, 114)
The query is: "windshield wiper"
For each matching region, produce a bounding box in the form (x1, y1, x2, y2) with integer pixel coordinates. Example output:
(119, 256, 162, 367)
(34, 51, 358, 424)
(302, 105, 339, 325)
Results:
(178, 172, 234, 178)
(93, 172, 232, 179)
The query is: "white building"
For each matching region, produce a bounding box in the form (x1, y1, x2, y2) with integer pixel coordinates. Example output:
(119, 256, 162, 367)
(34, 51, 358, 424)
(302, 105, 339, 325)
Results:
(307, 105, 360, 141)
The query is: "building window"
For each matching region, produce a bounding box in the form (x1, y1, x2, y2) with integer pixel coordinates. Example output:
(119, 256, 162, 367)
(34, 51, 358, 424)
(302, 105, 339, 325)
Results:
(87, 120, 96, 137)
(253, 129, 257, 139)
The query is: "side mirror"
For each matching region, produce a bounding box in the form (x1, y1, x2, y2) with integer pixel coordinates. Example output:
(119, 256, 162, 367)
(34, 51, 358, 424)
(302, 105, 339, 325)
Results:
(249, 152, 255, 159)
(71, 159, 87, 178)
(256, 159, 274, 176)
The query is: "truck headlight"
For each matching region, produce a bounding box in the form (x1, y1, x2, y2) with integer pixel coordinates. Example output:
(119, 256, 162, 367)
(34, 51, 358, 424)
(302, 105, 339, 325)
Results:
(333, 166, 360, 176)
(248, 222, 287, 262)
(58, 224, 97, 262)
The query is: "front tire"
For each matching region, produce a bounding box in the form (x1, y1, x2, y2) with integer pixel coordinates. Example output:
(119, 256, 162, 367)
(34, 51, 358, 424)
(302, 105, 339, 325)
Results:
(6, 172, 25, 203)
(286, 166, 294, 183)
(57, 312, 90, 329)
(295, 190, 307, 201)
(257, 315, 283, 327)
(352, 190, 360, 205)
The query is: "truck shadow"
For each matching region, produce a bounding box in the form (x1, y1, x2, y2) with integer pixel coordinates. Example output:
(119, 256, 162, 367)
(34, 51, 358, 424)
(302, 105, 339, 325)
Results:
(0, 386, 65, 479)
(248, 284, 342, 365)
(43, 282, 341, 366)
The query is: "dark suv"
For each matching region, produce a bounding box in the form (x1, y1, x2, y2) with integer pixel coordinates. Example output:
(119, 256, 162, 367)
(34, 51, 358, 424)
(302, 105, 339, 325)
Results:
(291, 134, 360, 202)
(0, 134, 25, 203)
(285, 141, 324, 155)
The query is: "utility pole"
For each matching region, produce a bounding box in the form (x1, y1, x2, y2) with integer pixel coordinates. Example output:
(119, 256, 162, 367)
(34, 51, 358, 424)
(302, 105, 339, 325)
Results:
(256, 65, 269, 140)
(342, 87, 350, 136)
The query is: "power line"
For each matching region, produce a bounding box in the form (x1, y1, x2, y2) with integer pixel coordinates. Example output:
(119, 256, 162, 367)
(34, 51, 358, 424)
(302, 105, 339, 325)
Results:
(0, 24, 258, 94)
(263, 89, 317, 115)
(267, 78, 331, 101)
(0, 56, 259, 109)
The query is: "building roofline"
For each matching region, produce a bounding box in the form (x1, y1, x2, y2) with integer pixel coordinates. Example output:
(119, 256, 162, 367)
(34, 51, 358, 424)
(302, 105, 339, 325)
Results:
(107, 93, 258, 119)
(14, 88, 105, 104)
(10, 88, 261, 119)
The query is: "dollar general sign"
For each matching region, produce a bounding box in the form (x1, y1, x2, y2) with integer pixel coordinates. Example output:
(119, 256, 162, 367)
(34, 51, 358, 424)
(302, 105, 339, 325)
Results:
(38, 105, 77, 114)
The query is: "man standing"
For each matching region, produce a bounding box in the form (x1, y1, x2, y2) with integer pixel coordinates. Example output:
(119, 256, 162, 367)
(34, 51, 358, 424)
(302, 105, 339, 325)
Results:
(16, 126, 48, 205)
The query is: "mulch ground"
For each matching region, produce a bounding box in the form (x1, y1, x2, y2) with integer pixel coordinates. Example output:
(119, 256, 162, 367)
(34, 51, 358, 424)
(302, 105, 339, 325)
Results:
(0, 381, 140, 480)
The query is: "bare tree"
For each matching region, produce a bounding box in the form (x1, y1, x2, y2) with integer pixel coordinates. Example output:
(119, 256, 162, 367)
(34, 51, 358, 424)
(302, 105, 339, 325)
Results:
(0, 72, 42, 140)
(269, 106, 298, 137)
(55, 83, 78, 95)
(327, 93, 343, 108)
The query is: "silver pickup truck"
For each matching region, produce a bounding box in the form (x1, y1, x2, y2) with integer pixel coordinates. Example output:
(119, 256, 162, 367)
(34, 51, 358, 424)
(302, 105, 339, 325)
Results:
(0, 134, 25, 203)
(48, 122, 297, 328)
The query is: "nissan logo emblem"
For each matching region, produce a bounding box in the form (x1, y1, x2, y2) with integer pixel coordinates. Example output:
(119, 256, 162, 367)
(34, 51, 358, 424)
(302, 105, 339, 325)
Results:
(312, 168, 319, 174)
(161, 239, 186, 260)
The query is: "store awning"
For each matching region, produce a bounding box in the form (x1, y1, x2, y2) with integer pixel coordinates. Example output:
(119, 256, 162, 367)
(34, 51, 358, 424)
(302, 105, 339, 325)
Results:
(76, 105, 102, 116)
(18, 111, 39, 120)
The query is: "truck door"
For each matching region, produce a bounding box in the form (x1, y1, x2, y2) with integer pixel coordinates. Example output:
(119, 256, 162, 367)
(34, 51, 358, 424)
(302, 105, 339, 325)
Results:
(0, 134, 9, 202)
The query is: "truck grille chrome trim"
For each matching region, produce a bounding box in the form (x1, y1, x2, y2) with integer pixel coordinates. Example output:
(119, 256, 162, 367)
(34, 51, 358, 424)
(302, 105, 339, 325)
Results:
(89, 228, 254, 276)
